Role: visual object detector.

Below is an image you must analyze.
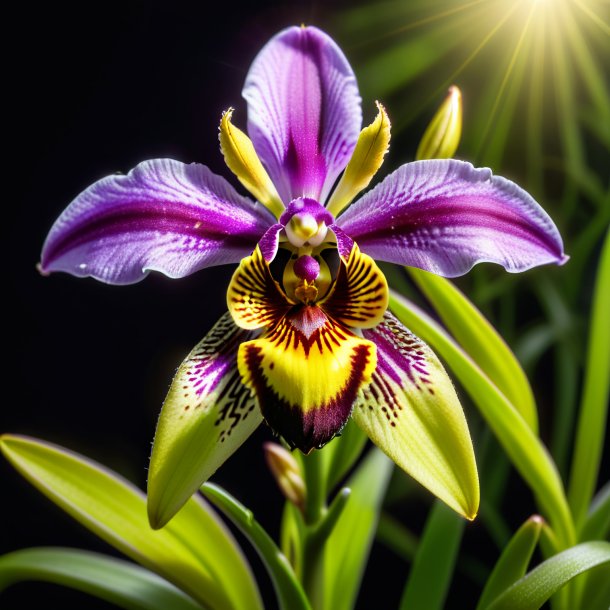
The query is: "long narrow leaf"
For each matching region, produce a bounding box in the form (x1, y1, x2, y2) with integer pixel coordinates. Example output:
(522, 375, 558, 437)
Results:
(200, 483, 311, 610)
(477, 516, 543, 610)
(581, 482, 610, 542)
(568, 229, 610, 529)
(0, 434, 261, 610)
(323, 448, 393, 610)
(485, 541, 610, 610)
(407, 267, 537, 431)
(389, 293, 576, 548)
(399, 501, 465, 610)
(0, 547, 202, 610)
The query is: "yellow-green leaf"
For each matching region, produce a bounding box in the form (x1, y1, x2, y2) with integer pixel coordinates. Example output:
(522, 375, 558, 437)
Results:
(485, 541, 610, 610)
(407, 266, 538, 432)
(477, 515, 544, 610)
(0, 434, 262, 610)
(0, 548, 203, 610)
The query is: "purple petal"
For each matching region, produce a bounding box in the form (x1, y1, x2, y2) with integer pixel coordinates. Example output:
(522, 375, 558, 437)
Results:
(337, 160, 568, 277)
(258, 223, 284, 262)
(243, 26, 362, 204)
(41, 159, 275, 285)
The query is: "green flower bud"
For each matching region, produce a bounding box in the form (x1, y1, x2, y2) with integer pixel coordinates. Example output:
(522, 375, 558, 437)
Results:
(416, 86, 462, 160)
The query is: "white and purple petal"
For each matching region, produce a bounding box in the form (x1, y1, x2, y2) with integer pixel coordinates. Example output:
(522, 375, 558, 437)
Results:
(243, 26, 362, 204)
(41, 159, 275, 285)
(336, 160, 568, 277)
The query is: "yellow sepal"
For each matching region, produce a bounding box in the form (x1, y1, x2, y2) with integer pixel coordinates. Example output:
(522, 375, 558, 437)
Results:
(219, 109, 284, 218)
(326, 102, 391, 217)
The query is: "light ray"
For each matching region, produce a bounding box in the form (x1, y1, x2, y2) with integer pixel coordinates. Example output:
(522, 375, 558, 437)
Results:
(561, 2, 610, 125)
(396, 0, 522, 131)
(475, 0, 537, 161)
(353, 0, 489, 47)
(572, 0, 610, 36)
(526, 15, 547, 193)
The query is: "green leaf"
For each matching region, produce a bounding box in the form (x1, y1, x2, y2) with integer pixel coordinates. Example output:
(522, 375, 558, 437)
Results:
(407, 267, 538, 432)
(389, 292, 576, 548)
(581, 482, 610, 542)
(579, 562, 610, 610)
(200, 483, 311, 610)
(0, 548, 202, 610)
(322, 448, 393, 610)
(148, 313, 263, 529)
(376, 512, 419, 562)
(399, 501, 465, 610)
(0, 434, 261, 610)
(568, 229, 610, 529)
(324, 419, 368, 493)
(485, 541, 610, 610)
(477, 515, 544, 610)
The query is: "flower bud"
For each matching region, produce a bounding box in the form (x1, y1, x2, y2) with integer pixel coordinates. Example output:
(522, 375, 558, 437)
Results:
(416, 86, 462, 160)
(263, 442, 306, 509)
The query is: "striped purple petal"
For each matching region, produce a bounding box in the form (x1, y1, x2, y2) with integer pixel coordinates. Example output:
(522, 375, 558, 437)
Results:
(243, 26, 362, 205)
(41, 159, 275, 284)
(336, 160, 568, 277)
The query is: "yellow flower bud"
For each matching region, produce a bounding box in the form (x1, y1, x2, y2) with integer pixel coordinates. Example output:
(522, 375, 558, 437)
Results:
(416, 86, 462, 160)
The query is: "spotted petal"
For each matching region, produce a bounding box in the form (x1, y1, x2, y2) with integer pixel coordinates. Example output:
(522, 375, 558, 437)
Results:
(148, 313, 262, 529)
(353, 312, 479, 520)
(243, 26, 362, 204)
(238, 311, 376, 453)
(337, 160, 567, 277)
(41, 159, 275, 285)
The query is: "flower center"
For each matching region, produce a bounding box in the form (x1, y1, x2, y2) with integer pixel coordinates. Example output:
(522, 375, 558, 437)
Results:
(283, 254, 331, 305)
(280, 197, 335, 249)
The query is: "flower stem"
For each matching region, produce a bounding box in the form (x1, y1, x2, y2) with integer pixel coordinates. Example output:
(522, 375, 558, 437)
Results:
(303, 448, 327, 526)
(301, 448, 329, 608)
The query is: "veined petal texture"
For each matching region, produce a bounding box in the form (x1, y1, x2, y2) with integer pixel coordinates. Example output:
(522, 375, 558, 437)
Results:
(354, 312, 479, 520)
(148, 313, 262, 529)
(337, 160, 567, 277)
(243, 26, 362, 204)
(41, 159, 274, 284)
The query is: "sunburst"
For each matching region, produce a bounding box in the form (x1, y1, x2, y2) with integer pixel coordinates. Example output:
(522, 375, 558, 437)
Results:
(336, 0, 609, 194)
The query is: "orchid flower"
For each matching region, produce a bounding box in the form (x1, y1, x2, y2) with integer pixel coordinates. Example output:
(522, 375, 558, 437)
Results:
(40, 26, 567, 528)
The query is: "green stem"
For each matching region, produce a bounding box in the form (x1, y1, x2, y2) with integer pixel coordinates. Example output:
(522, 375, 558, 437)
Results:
(300, 448, 329, 608)
(303, 449, 327, 526)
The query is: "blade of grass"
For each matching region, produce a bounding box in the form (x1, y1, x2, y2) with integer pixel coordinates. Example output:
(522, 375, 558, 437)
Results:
(389, 292, 576, 548)
(476, 516, 543, 610)
(568, 230, 610, 530)
(407, 267, 537, 432)
(485, 541, 610, 610)
(0, 548, 203, 610)
(323, 448, 393, 610)
(0, 434, 261, 610)
(376, 512, 419, 562)
(581, 482, 610, 542)
(399, 501, 465, 610)
(200, 483, 311, 610)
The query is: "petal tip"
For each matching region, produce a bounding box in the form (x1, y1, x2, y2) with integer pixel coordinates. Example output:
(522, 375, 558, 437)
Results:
(36, 262, 50, 277)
